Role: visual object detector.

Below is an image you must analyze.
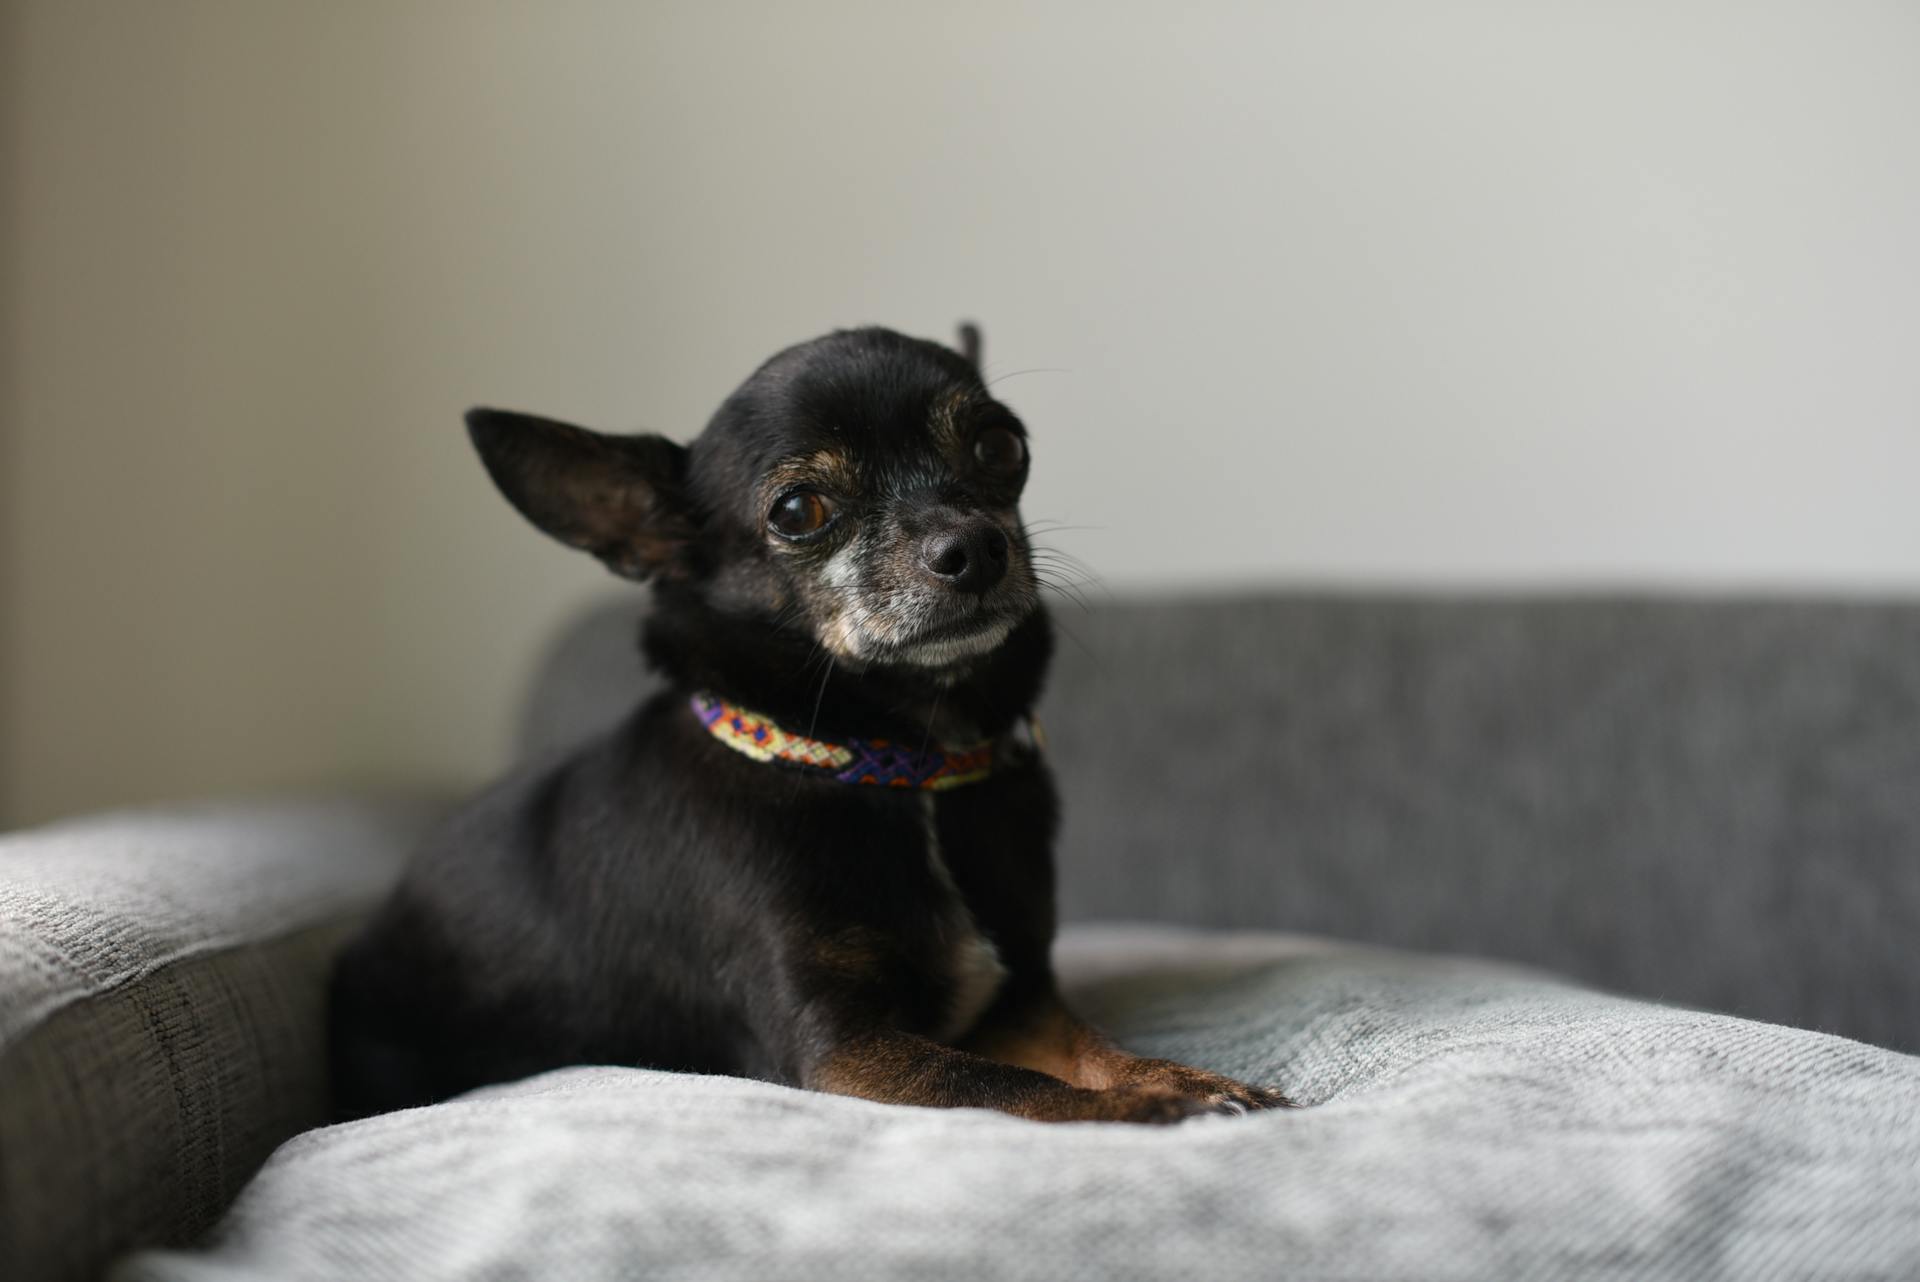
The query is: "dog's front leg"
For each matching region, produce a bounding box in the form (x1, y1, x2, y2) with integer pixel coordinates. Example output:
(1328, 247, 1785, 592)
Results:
(958, 985, 1292, 1114)
(804, 1028, 1235, 1123)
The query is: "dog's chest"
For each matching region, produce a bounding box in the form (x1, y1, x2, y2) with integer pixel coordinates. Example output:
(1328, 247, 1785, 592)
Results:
(916, 795, 1008, 1043)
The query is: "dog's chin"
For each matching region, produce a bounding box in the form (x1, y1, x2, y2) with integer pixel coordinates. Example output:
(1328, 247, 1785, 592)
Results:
(827, 597, 1032, 671)
(883, 613, 1023, 669)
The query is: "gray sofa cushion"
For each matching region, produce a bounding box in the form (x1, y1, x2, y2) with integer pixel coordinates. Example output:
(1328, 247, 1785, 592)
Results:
(516, 593, 1920, 1052)
(118, 925, 1920, 1282)
(0, 798, 438, 1282)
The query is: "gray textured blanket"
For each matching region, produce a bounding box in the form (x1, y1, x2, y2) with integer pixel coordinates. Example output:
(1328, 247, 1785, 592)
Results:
(119, 926, 1920, 1282)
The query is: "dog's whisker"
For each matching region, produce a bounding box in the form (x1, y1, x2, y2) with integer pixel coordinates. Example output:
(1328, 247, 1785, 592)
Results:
(1029, 557, 1098, 581)
(804, 655, 836, 744)
(1028, 546, 1101, 574)
(1050, 613, 1097, 660)
(1031, 565, 1101, 595)
(915, 686, 945, 762)
(983, 366, 1071, 388)
(1030, 550, 1111, 605)
(1040, 581, 1094, 615)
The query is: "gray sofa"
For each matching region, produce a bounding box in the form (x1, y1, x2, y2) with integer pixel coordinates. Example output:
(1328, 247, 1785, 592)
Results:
(3, 591, 1917, 1281)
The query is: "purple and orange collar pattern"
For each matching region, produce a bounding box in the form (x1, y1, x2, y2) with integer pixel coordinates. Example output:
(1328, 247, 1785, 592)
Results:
(690, 692, 1025, 791)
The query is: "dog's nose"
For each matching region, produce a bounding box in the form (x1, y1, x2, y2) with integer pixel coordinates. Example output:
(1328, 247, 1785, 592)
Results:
(920, 523, 1010, 594)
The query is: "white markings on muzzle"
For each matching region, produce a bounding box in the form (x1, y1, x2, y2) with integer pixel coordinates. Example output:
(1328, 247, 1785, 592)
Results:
(810, 514, 1031, 667)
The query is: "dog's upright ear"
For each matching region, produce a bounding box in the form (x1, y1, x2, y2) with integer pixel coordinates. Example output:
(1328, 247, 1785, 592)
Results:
(956, 321, 983, 371)
(466, 409, 695, 582)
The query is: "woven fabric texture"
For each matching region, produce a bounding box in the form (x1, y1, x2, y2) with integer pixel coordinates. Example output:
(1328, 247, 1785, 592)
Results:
(118, 925, 1920, 1282)
(691, 691, 997, 789)
(0, 798, 440, 1282)
(517, 592, 1920, 1051)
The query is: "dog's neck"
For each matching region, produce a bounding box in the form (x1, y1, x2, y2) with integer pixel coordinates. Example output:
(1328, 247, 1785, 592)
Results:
(641, 588, 1052, 745)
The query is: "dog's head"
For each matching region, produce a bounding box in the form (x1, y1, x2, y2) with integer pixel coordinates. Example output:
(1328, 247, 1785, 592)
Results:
(468, 325, 1039, 671)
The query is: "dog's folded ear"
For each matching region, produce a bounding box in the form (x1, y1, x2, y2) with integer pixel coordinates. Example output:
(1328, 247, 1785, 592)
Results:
(956, 321, 983, 371)
(466, 408, 695, 582)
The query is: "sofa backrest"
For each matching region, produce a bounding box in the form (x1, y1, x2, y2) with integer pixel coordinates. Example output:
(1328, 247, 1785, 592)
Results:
(518, 591, 1920, 1053)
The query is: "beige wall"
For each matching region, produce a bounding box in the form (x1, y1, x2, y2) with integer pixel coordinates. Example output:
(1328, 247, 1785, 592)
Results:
(5, 1, 1918, 827)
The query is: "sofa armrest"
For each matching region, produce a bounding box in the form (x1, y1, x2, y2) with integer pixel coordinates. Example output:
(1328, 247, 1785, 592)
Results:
(0, 795, 442, 1282)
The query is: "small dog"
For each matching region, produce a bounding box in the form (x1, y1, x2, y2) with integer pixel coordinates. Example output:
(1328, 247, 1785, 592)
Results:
(330, 325, 1287, 1123)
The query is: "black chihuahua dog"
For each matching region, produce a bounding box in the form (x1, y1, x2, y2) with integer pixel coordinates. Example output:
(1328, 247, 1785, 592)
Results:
(330, 324, 1287, 1124)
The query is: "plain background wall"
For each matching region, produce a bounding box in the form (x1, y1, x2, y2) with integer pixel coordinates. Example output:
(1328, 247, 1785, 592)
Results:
(3, 1, 1917, 828)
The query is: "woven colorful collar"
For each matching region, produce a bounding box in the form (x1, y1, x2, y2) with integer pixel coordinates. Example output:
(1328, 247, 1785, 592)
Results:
(690, 691, 1023, 791)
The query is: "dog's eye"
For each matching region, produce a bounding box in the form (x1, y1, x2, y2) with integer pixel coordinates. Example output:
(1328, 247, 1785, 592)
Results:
(768, 490, 835, 538)
(973, 426, 1026, 474)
